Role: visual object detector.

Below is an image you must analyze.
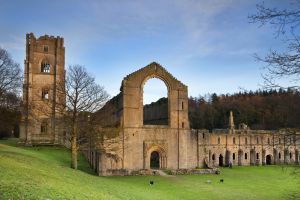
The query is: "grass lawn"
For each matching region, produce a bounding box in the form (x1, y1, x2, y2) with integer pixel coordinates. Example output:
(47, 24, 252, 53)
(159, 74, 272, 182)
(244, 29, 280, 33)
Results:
(0, 138, 299, 200)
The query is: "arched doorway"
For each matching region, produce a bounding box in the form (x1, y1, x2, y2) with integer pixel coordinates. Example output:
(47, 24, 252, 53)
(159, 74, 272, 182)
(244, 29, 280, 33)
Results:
(150, 151, 160, 169)
(219, 154, 224, 166)
(145, 144, 167, 169)
(266, 155, 272, 165)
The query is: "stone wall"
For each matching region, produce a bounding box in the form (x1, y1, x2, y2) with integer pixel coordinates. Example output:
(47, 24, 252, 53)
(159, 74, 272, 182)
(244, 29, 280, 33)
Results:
(95, 93, 123, 127)
(80, 62, 300, 176)
(19, 33, 65, 145)
(200, 129, 300, 167)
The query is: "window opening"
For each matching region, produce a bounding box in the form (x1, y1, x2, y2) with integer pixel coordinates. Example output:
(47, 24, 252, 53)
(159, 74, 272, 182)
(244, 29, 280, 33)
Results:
(143, 78, 168, 125)
(41, 60, 50, 73)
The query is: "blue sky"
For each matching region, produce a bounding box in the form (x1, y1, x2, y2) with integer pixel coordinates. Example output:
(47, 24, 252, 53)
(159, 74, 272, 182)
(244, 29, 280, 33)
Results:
(0, 0, 293, 103)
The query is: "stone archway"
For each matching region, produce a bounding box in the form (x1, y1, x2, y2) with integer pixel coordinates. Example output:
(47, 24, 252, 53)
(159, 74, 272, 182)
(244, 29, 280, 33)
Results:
(140, 71, 172, 128)
(219, 154, 224, 166)
(142, 77, 169, 126)
(145, 145, 167, 169)
(150, 151, 160, 169)
(121, 62, 189, 129)
(266, 154, 272, 165)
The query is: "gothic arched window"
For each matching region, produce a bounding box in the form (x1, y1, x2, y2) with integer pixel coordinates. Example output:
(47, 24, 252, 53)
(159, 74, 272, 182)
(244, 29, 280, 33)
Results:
(41, 60, 50, 73)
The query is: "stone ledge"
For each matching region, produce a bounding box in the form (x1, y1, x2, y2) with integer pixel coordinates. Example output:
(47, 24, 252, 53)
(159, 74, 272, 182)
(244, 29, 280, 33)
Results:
(100, 168, 219, 176)
(165, 168, 220, 175)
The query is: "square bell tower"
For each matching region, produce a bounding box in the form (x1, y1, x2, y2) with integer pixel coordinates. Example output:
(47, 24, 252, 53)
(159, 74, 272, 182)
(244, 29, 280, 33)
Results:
(19, 33, 65, 145)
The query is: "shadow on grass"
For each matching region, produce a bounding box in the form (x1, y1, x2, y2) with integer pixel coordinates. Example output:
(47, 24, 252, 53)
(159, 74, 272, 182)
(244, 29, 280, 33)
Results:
(285, 191, 300, 200)
(77, 153, 96, 175)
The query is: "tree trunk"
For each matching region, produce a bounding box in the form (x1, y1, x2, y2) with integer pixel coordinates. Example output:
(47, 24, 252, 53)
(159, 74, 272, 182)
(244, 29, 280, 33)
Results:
(71, 128, 77, 169)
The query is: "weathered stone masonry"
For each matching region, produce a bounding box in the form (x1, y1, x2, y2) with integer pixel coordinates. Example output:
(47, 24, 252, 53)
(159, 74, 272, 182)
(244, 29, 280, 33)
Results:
(19, 33, 65, 145)
(86, 63, 300, 176)
(19, 34, 300, 176)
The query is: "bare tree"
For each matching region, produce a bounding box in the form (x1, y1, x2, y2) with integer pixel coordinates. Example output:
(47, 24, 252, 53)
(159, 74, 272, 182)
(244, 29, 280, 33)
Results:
(250, 5, 300, 198)
(0, 47, 22, 96)
(249, 1, 300, 89)
(61, 65, 109, 169)
(0, 47, 22, 138)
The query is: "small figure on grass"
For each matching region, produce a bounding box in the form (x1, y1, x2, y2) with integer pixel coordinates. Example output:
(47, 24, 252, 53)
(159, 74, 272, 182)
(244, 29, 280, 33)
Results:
(150, 180, 154, 186)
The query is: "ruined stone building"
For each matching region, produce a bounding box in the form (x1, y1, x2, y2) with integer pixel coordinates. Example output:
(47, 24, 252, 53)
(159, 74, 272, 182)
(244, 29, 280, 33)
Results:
(91, 62, 193, 175)
(89, 63, 300, 176)
(19, 33, 65, 145)
(19, 34, 300, 176)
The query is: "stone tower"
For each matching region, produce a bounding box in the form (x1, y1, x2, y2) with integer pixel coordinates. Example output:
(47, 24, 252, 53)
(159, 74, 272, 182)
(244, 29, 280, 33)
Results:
(228, 110, 235, 134)
(19, 33, 65, 145)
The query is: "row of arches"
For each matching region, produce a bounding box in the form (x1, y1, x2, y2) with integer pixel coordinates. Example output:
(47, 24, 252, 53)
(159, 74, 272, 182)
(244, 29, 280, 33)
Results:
(210, 149, 299, 166)
(217, 136, 282, 145)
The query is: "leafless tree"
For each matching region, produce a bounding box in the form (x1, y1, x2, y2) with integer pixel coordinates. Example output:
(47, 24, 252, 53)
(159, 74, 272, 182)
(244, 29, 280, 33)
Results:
(60, 65, 109, 169)
(0, 47, 22, 138)
(250, 5, 300, 198)
(0, 47, 22, 96)
(249, 1, 300, 90)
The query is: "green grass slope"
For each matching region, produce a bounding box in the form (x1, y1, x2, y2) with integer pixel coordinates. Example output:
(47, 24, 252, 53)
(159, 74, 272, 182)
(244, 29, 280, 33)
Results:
(0, 139, 299, 200)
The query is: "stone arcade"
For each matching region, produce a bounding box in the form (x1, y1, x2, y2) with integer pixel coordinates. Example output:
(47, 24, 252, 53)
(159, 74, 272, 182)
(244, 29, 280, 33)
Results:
(20, 34, 300, 176)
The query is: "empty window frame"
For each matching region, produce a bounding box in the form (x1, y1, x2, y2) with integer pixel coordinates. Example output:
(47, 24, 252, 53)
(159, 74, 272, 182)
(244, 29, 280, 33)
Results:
(42, 89, 49, 100)
(43, 45, 48, 53)
(41, 60, 50, 73)
(212, 154, 215, 160)
(41, 121, 48, 134)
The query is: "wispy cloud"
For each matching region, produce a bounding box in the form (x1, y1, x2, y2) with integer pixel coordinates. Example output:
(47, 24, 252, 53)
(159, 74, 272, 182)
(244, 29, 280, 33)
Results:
(0, 0, 289, 98)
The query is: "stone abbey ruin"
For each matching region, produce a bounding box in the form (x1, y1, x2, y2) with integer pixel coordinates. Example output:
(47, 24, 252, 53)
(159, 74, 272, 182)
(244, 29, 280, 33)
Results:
(20, 34, 300, 176)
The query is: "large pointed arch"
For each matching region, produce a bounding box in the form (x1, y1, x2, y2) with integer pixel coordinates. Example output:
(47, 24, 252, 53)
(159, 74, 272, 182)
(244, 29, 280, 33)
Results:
(121, 62, 189, 128)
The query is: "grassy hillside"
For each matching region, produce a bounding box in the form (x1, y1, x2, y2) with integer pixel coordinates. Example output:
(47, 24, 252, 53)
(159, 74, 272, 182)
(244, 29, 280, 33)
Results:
(0, 139, 299, 200)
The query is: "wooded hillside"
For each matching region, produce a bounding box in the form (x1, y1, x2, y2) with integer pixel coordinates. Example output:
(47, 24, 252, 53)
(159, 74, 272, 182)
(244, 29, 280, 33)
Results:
(189, 89, 300, 130)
